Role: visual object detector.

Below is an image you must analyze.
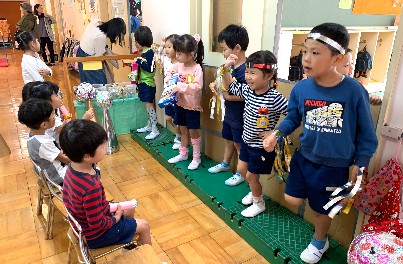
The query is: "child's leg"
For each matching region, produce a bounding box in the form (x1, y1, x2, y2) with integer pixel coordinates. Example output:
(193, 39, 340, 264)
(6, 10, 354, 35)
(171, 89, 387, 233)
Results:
(180, 126, 189, 147)
(168, 125, 189, 163)
(134, 218, 151, 245)
(123, 208, 135, 218)
(223, 139, 235, 164)
(241, 170, 266, 217)
(145, 102, 159, 139)
(313, 213, 332, 240)
(188, 129, 201, 170)
(209, 121, 234, 174)
(245, 171, 261, 197)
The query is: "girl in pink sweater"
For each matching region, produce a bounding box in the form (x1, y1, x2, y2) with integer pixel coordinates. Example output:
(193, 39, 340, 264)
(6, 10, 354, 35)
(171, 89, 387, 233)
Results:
(167, 34, 204, 170)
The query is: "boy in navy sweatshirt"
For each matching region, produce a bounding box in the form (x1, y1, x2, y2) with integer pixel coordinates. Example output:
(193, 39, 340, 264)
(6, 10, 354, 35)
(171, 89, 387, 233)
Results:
(263, 23, 377, 264)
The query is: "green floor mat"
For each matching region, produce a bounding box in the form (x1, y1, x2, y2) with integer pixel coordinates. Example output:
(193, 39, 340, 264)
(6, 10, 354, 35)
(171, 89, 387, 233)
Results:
(130, 128, 348, 264)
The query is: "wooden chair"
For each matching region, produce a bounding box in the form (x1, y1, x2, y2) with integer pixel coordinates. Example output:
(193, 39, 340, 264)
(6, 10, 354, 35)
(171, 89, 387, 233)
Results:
(30, 160, 66, 239)
(65, 206, 139, 264)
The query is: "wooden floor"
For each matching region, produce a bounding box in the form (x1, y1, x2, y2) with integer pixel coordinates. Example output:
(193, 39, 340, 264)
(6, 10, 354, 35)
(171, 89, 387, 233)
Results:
(0, 49, 269, 264)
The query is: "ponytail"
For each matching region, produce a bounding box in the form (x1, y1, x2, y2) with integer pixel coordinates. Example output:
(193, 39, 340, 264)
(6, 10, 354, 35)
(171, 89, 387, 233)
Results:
(15, 31, 36, 51)
(195, 39, 204, 66)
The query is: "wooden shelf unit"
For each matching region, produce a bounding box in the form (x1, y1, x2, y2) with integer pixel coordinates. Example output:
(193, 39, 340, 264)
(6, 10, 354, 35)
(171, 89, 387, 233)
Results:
(278, 27, 397, 87)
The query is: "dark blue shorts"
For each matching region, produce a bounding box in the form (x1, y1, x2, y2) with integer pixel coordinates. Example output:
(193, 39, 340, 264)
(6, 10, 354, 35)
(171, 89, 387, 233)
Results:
(285, 149, 350, 215)
(137, 83, 156, 103)
(239, 142, 275, 175)
(165, 104, 175, 118)
(222, 121, 243, 143)
(174, 105, 200, 129)
(87, 216, 137, 249)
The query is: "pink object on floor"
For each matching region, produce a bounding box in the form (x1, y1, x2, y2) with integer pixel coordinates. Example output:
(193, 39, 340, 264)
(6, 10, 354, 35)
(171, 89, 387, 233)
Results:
(109, 199, 138, 213)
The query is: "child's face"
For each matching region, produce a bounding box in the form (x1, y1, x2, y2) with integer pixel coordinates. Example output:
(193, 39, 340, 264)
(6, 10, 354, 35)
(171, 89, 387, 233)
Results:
(164, 40, 176, 59)
(30, 39, 40, 53)
(50, 93, 62, 109)
(336, 52, 353, 77)
(176, 52, 194, 64)
(43, 111, 56, 129)
(302, 39, 342, 79)
(134, 40, 143, 52)
(90, 142, 107, 163)
(245, 68, 272, 93)
(219, 40, 235, 59)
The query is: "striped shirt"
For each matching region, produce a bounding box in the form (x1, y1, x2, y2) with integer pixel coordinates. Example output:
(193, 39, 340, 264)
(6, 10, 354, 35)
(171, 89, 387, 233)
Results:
(228, 80, 288, 148)
(63, 165, 115, 240)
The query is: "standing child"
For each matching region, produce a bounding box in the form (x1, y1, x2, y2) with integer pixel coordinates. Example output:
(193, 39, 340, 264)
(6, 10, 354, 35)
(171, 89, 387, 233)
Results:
(60, 119, 151, 248)
(223, 51, 288, 217)
(162, 34, 182, 149)
(18, 99, 70, 185)
(167, 34, 204, 170)
(207, 24, 249, 186)
(15, 31, 52, 84)
(134, 26, 160, 140)
(263, 23, 378, 263)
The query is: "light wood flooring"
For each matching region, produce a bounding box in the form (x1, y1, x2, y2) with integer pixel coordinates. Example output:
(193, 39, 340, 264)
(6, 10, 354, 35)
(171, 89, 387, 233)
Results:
(0, 49, 269, 264)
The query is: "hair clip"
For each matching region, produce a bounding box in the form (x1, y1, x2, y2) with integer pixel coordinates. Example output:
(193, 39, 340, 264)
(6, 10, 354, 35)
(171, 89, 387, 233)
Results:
(193, 34, 201, 44)
(307, 33, 346, 54)
(273, 82, 279, 87)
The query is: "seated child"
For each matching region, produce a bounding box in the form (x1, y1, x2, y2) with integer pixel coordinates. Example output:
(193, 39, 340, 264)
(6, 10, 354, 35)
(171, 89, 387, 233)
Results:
(60, 119, 151, 248)
(18, 98, 70, 184)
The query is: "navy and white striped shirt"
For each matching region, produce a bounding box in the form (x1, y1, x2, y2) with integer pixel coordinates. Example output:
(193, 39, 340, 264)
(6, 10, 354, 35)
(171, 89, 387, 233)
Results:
(228, 80, 288, 148)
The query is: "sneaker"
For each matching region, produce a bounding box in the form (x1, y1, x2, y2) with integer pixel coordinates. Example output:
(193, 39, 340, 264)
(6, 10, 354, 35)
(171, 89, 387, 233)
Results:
(145, 131, 160, 140)
(174, 137, 181, 144)
(241, 200, 266, 217)
(300, 239, 329, 263)
(208, 163, 230, 173)
(172, 142, 181, 150)
(168, 154, 188, 164)
(241, 192, 253, 205)
(188, 160, 201, 170)
(137, 126, 151, 133)
(225, 173, 245, 186)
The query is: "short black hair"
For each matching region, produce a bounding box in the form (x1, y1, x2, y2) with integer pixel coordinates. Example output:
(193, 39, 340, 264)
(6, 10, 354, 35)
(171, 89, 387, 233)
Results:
(23, 81, 59, 102)
(310, 23, 349, 56)
(98, 17, 126, 46)
(174, 34, 204, 66)
(18, 99, 53, 129)
(218, 24, 249, 51)
(22, 81, 42, 102)
(59, 119, 108, 163)
(134, 26, 153, 47)
(165, 34, 179, 45)
(246, 50, 278, 87)
(15, 31, 37, 51)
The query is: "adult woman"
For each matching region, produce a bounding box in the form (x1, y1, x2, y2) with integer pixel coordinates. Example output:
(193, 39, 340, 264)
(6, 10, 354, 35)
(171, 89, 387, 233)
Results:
(77, 18, 126, 84)
(16, 3, 38, 38)
(34, 4, 56, 66)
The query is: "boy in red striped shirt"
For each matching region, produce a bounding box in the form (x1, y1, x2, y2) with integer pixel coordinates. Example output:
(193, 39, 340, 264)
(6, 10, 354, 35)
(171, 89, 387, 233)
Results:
(60, 119, 151, 248)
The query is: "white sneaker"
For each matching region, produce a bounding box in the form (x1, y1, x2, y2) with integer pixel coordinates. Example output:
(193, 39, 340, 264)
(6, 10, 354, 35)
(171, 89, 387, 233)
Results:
(241, 192, 253, 205)
(172, 142, 181, 149)
(225, 174, 245, 186)
(145, 131, 160, 140)
(208, 163, 231, 173)
(300, 239, 329, 263)
(137, 126, 151, 133)
(188, 160, 201, 170)
(241, 200, 266, 217)
(168, 154, 188, 164)
(174, 137, 181, 144)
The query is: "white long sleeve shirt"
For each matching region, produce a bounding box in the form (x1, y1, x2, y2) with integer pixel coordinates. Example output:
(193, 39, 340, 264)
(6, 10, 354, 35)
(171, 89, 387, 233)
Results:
(21, 53, 52, 84)
(79, 19, 107, 56)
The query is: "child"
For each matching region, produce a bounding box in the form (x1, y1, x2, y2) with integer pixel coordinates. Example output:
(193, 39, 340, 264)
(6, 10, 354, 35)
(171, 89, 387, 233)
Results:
(207, 24, 249, 186)
(263, 23, 378, 263)
(167, 34, 204, 170)
(60, 119, 151, 247)
(15, 31, 52, 84)
(134, 26, 159, 140)
(222, 51, 288, 218)
(18, 99, 70, 184)
(22, 81, 94, 144)
(336, 48, 382, 105)
(162, 34, 182, 149)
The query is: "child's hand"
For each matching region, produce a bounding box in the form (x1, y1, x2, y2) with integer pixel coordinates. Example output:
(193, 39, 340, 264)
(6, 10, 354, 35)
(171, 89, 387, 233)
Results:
(224, 54, 238, 67)
(83, 108, 95, 120)
(209, 82, 217, 94)
(369, 94, 382, 105)
(263, 133, 278, 152)
(38, 68, 50, 76)
(258, 130, 273, 140)
(114, 204, 123, 222)
(349, 165, 360, 183)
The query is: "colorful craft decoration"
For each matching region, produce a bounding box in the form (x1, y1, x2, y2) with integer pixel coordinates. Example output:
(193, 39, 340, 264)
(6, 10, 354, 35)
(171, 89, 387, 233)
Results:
(96, 90, 119, 154)
(107, 83, 136, 99)
(74, 82, 97, 123)
(109, 199, 138, 213)
(273, 136, 293, 183)
(209, 66, 227, 121)
(128, 62, 138, 84)
(158, 74, 178, 108)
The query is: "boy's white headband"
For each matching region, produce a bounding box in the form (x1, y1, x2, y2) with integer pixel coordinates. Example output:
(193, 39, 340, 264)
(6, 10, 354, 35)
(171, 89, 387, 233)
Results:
(307, 33, 346, 54)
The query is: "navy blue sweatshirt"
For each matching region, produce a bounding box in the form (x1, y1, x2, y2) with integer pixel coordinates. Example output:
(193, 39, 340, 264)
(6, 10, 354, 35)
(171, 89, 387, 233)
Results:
(224, 63, 246, 129)
(277, 77, 378, 168)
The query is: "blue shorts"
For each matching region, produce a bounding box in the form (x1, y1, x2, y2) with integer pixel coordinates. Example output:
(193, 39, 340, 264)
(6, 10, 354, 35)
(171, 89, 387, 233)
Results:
(87, 216, 137, 249)
(165, 104, 175, 118)
(239, 141, 275, 175)
(137, 83, 156, 103)
(222, 121, 242, 143)
(174, 105, 200, 129)
(285, 149, 350, 215)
